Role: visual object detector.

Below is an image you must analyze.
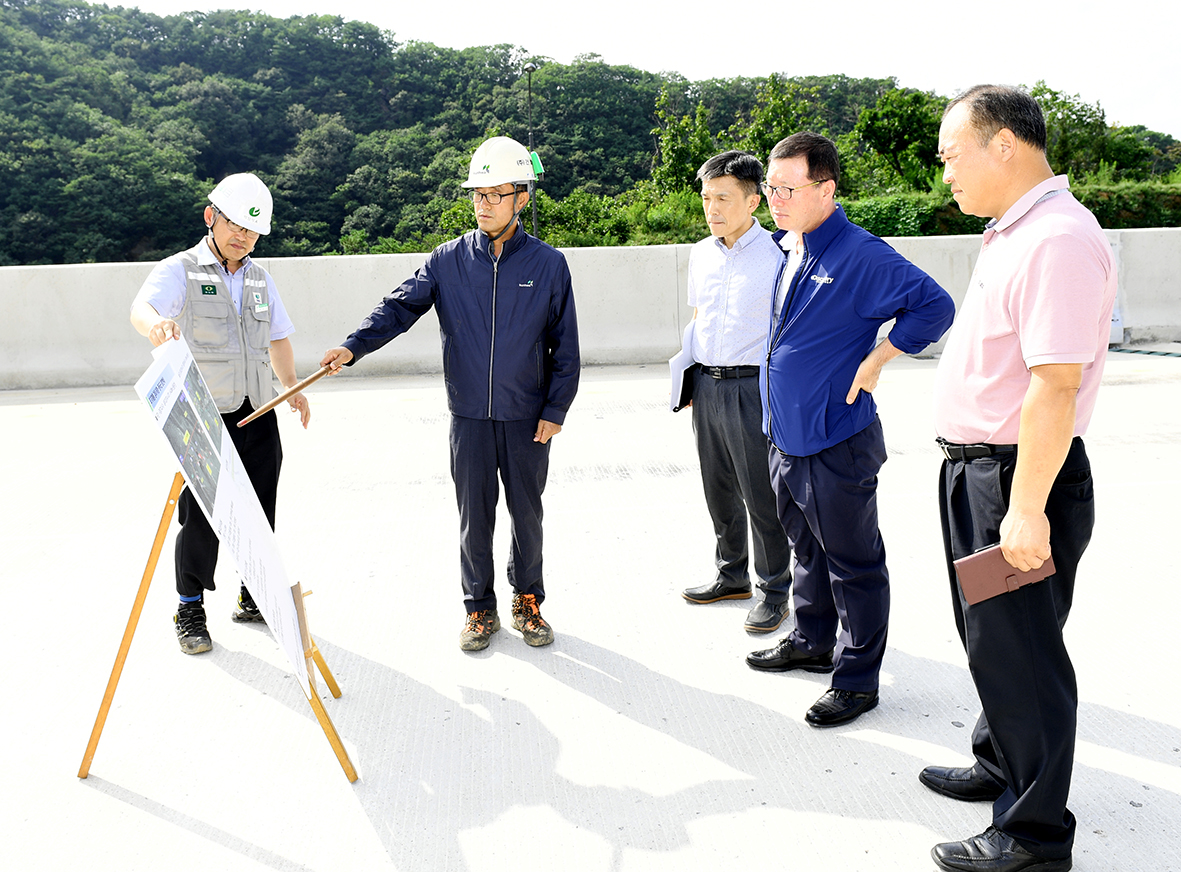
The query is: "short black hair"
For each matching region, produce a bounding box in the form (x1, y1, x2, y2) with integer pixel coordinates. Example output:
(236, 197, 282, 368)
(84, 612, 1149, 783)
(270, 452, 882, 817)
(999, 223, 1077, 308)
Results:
(696, 151, 764, 197)
(945, 85, 1047, 151)
(768, 132, 840, 187)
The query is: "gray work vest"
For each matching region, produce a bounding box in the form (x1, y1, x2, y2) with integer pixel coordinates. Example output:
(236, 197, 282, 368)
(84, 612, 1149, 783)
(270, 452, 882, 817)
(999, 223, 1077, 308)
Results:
(174, 249, 274, 412)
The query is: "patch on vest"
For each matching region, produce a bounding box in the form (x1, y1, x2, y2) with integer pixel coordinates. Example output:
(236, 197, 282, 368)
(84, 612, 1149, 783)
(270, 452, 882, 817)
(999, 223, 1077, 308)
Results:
(201, 285, 217, 295)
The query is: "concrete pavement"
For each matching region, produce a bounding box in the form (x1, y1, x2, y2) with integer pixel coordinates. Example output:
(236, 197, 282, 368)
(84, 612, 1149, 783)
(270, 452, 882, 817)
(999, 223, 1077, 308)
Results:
(3, 351, 1179, 871)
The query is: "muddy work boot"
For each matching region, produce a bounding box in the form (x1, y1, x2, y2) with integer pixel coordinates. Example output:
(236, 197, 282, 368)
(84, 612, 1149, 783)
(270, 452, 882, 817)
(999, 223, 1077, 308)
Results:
(460, 609, 501, 651)
(231, 585, 266, 624)
(175, 600, 212, 655)
(511, 593, 554, 647)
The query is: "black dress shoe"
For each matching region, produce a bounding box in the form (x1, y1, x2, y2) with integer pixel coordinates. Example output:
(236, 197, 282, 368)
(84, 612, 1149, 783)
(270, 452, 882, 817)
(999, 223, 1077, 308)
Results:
(932, 826, 1072, 871)
(745, 637, 833, 672)
(683, 581, 752, 604)
(920, 765, 1005, 802)
(744, 600, 789, 633)
(804, 687, 878, 727)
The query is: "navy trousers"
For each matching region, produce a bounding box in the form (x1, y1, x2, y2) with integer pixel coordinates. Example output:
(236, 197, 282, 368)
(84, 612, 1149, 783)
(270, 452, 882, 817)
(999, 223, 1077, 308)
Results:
(768, 417, 890, 692)
(174, 402, 282, 598)
(939, 436, 1093, 859)
(691, 367, 792, 601)
(449, 415, 549, 614)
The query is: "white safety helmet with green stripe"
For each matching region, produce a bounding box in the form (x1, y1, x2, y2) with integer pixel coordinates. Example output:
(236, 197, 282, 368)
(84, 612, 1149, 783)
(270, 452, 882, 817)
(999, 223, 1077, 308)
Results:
(208, 173, 273, 235)
(462, 137, 539, 188)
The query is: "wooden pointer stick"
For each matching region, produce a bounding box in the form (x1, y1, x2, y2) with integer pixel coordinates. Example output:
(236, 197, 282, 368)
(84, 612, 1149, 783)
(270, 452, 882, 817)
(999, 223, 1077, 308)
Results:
(237, 365, 331, 427)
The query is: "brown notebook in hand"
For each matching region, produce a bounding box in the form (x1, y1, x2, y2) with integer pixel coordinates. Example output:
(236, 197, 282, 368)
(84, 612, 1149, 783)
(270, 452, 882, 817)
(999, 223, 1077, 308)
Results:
(954, 544, 1056, 606)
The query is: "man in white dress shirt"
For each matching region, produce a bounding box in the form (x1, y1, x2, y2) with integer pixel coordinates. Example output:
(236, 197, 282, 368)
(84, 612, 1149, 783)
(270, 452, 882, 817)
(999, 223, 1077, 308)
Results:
(680, 151, 793, 633)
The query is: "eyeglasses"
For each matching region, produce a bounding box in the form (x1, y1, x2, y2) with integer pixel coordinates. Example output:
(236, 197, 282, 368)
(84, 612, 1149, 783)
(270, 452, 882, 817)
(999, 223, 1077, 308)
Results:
(213, 212, 260, 239)
(760, 179, 830, 200)
(469, 189, 520, 205)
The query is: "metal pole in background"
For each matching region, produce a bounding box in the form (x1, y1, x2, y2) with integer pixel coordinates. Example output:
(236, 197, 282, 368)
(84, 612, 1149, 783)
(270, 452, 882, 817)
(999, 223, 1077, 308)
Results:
(524, 62, 538, 238)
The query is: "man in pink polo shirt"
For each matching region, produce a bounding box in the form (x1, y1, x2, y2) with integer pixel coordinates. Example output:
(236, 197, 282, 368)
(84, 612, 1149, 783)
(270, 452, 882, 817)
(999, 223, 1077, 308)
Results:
(923, 85, 1117, 872)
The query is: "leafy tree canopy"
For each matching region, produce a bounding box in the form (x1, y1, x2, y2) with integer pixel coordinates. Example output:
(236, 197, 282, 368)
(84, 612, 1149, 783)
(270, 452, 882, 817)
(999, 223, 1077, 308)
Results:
(1, 0, 1176, 264)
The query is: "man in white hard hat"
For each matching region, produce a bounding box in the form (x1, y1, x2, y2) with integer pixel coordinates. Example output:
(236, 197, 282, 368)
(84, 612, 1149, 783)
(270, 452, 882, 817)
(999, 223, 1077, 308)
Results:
(321, 136, 580, 652)
(131, 172, 311, 655)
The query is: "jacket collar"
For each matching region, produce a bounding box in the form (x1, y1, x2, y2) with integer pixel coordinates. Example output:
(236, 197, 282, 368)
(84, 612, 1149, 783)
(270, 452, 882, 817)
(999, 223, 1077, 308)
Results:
(472, 220, 529, 260)
(771, 203, 849, 256)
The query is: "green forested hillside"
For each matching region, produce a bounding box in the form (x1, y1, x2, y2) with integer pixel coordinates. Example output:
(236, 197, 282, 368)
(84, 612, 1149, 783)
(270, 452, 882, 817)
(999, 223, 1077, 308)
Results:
(3, 0, 1178, 264)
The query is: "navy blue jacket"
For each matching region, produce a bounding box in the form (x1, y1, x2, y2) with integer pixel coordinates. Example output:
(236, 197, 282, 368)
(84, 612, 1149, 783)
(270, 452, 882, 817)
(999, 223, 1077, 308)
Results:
(342, 223, 580, 424)
(762, 205, 954, 456)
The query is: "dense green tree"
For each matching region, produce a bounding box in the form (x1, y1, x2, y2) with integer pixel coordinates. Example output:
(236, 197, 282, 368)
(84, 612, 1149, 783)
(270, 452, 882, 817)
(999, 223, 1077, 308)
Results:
(1027, 81, 1153, 182)
(794, 74, 895, 137)
(1122, 126, 1180, 176)
(510, 54, 664, 199)
(649, 86, 715, 193)
(721, 74, 824, 161)
(1, 0, 1176, 263)
(854, 88, 943, 191)
(270, 107, 357, 255)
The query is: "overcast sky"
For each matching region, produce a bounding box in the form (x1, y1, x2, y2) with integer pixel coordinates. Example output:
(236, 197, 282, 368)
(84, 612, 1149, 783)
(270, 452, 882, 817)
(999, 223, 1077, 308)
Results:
(122, 0, 1180, 140)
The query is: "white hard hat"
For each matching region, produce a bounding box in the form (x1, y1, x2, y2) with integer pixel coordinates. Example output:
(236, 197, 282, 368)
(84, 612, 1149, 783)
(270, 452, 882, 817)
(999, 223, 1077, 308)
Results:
(208, 173, 273, 235)
(461, 137, 537, 188)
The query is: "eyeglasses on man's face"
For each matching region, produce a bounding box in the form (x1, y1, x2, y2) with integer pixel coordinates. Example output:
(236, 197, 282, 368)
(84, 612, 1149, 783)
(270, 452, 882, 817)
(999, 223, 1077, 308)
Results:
(217, 216, 260, 239)
(469, 189, 520, 205)
(760, 179, 830, 200)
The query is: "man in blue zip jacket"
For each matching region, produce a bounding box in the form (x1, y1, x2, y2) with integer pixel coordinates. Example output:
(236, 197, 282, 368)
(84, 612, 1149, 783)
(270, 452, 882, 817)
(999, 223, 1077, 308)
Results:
(745, 132, 955, 726)
(321, 137, 580, 652)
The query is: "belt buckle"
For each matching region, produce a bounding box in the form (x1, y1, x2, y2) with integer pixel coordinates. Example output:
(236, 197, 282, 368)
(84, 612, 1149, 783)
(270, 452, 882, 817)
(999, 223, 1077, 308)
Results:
(937, 438, 968, 461)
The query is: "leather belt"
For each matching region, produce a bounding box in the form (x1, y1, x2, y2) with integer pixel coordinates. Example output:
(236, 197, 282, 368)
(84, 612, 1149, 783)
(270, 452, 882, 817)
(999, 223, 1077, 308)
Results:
(703, 365, 760, 379)
(936, 437, 1017, 461)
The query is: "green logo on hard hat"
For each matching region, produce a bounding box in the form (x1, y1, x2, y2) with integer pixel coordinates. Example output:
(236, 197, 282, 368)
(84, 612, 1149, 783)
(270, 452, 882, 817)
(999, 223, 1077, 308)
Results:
(249, 207, 261, 217)
(481, 165, 490, 173)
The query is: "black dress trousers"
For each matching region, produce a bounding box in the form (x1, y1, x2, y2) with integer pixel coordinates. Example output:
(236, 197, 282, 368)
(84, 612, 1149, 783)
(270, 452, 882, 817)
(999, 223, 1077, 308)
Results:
(938, 436, 1094, 859)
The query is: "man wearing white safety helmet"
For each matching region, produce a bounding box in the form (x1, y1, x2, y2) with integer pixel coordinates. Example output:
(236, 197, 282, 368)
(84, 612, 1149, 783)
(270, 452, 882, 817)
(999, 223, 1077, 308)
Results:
(321, 136, 580, 652)
(131, 172, 311, 656)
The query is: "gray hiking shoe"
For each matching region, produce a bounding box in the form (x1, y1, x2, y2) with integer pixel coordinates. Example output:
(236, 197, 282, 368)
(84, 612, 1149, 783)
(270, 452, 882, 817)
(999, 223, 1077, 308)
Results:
(175, 600, 212, 654)
(460, 609, 501, 651)
(231, 585, 266, 624)
(511, 594, 554, 647)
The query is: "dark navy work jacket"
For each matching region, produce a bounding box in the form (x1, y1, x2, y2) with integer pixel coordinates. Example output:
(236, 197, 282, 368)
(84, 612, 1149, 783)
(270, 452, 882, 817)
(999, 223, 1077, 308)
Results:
(762, 205, 954, 456)
(343, 223, 580, 424)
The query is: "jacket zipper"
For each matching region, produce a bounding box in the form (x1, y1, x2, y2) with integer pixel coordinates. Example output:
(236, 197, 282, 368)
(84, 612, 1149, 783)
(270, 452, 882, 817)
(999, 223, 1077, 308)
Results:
(765, 238, 809, 448)
(488, 245, 498, 418)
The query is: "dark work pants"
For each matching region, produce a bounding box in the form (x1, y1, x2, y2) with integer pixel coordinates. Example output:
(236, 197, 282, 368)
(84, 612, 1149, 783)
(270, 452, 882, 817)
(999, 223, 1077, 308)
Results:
(768, 417, 890, 692)
(939, 437, 1093, 859)
(174, 402, 282, 598)
(691, 367, 792, 601)
(449, 415, 549, 614)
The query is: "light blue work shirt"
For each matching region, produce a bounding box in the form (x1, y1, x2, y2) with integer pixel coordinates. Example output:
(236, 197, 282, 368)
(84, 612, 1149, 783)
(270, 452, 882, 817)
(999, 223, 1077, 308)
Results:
(687, 220, 784, 368)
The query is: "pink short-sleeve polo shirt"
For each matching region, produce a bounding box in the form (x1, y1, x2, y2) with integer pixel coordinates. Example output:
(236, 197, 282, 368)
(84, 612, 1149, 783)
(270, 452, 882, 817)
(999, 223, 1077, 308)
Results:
(934, 176, 1118, 445)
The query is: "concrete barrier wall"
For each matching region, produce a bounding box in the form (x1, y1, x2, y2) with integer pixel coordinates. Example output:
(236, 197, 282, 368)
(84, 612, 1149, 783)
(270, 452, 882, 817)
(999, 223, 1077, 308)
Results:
(1, 228, 1177, 390)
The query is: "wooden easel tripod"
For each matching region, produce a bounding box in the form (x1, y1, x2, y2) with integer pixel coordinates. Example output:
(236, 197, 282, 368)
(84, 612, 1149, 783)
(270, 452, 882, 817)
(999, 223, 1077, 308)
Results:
(78, 472, 357, 782)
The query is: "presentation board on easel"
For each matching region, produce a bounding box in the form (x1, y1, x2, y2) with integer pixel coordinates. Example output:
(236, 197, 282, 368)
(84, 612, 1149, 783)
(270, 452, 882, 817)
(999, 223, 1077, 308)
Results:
(78, 336, 355, 782)
(134, 337, 312, 695)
